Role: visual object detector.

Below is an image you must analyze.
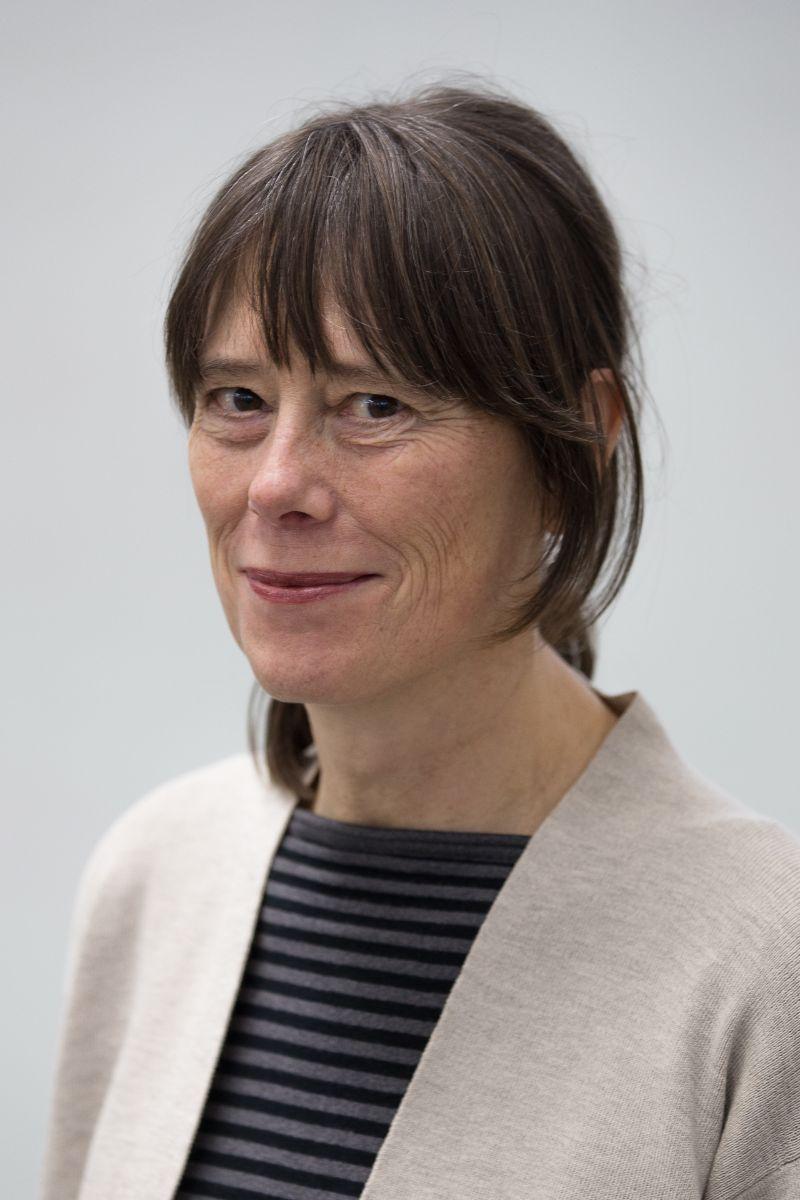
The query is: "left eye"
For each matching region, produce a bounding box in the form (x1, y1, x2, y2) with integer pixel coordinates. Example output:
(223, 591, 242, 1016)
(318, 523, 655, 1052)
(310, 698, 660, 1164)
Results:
(349, 393, 406, 420)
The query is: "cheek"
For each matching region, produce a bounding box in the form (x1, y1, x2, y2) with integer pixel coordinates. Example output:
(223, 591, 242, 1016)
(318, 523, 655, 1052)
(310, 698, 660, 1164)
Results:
(375, 453, 514, 619)
(445, 457, 537, 610)
(189, 441, 242, 528)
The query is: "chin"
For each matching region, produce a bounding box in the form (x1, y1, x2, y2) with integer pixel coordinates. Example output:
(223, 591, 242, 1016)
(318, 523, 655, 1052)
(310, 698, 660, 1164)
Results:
(247, 648, 378, 707)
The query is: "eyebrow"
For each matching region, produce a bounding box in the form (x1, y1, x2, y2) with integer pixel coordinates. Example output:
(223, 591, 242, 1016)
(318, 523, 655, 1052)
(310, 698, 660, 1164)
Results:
(197, 355, 405, 389)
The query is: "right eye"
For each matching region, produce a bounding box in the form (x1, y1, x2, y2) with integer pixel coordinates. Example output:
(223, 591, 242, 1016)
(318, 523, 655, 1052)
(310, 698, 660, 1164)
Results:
(206, 386, 267, 417)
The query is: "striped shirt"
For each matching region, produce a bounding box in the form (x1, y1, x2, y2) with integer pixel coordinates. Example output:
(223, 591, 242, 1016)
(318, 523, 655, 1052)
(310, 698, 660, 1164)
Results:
(173, 801, 531, 1200)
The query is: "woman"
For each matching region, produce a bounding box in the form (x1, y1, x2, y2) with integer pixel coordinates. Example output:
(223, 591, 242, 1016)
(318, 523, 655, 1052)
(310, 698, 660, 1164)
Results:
(40, 81, 800, 1200)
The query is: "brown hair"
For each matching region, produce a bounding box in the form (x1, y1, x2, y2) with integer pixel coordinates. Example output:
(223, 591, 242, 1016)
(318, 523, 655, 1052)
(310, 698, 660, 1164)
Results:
(164, 77, 651, 802)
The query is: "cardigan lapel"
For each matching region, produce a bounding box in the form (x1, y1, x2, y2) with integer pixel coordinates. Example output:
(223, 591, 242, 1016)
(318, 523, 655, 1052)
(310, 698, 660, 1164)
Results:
(79, 756, 300, 1200)
(357, 688, 670, 1199)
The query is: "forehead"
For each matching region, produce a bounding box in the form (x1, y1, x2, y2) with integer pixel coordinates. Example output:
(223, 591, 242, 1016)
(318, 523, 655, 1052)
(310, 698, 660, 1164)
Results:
(201, 293, 369, 372)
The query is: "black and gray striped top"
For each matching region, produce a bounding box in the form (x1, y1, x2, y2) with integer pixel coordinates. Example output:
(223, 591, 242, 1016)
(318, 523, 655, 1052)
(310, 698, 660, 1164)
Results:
(174, 802, 531, 1200)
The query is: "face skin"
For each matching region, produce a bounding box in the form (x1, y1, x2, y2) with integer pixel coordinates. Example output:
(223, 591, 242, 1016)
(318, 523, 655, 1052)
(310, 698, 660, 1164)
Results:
(189, 294, 625, 832)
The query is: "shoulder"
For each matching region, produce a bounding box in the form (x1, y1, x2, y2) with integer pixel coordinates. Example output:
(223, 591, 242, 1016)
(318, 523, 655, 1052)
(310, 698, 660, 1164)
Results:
(608, 692, 800, 976)
(74, 751, 287, 916)
(629, 694, 800, 904)
(642, 747, 800, 995)
(676, 762, 800, 950)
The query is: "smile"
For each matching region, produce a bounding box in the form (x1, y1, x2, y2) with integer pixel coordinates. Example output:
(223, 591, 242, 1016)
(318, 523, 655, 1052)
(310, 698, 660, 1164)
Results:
(244, 574, 377, 605)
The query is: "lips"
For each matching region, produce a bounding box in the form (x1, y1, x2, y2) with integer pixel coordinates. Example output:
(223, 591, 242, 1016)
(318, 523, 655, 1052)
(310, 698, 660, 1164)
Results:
(243, 568, 372, 587)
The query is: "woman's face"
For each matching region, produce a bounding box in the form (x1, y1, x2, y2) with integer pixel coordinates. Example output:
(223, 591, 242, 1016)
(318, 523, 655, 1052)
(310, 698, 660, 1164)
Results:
(188, 296, 545, 706)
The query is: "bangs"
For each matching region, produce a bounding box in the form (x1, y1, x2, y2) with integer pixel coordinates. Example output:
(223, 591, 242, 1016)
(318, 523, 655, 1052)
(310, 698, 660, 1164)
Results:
(167, 114, 549, 420)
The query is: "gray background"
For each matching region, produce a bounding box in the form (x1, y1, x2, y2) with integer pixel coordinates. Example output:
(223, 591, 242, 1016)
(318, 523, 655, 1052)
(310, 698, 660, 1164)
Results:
(2, 1, 798, 1194)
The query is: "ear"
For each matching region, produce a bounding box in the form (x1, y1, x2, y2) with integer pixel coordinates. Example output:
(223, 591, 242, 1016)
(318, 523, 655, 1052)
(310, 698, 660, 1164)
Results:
(581, 367, 625, 470)
(541, 368, 625, 537)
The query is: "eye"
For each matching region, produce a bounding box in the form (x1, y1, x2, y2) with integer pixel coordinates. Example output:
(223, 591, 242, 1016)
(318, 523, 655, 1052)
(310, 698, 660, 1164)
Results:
(347, 392, 409, 421)
(207, 386, 265, 416)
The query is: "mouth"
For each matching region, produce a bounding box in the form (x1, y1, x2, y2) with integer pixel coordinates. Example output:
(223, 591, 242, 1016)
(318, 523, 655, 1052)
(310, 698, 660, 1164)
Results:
(241, 567, 379, 606)
(243, 568, 376, 587)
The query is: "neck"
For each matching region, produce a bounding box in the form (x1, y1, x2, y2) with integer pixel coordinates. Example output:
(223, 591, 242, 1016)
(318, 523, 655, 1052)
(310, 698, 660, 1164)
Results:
(301, 631, 619, 835)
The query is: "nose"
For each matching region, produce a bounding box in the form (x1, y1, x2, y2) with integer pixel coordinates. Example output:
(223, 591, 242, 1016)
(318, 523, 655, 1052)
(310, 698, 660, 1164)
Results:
(246, 408, 336, 527)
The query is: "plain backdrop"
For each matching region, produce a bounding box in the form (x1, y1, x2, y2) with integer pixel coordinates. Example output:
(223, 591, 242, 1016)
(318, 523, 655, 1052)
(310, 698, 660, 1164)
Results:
(2, 0, 798, 1194)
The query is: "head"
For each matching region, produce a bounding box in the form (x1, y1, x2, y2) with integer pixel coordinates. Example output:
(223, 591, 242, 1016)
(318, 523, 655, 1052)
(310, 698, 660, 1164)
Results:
(164, 80, 646, 800)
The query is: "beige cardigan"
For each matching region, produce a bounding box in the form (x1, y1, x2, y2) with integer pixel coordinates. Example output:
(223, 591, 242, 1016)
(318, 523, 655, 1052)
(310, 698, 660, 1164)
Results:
(39, 690, 800, 1199)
